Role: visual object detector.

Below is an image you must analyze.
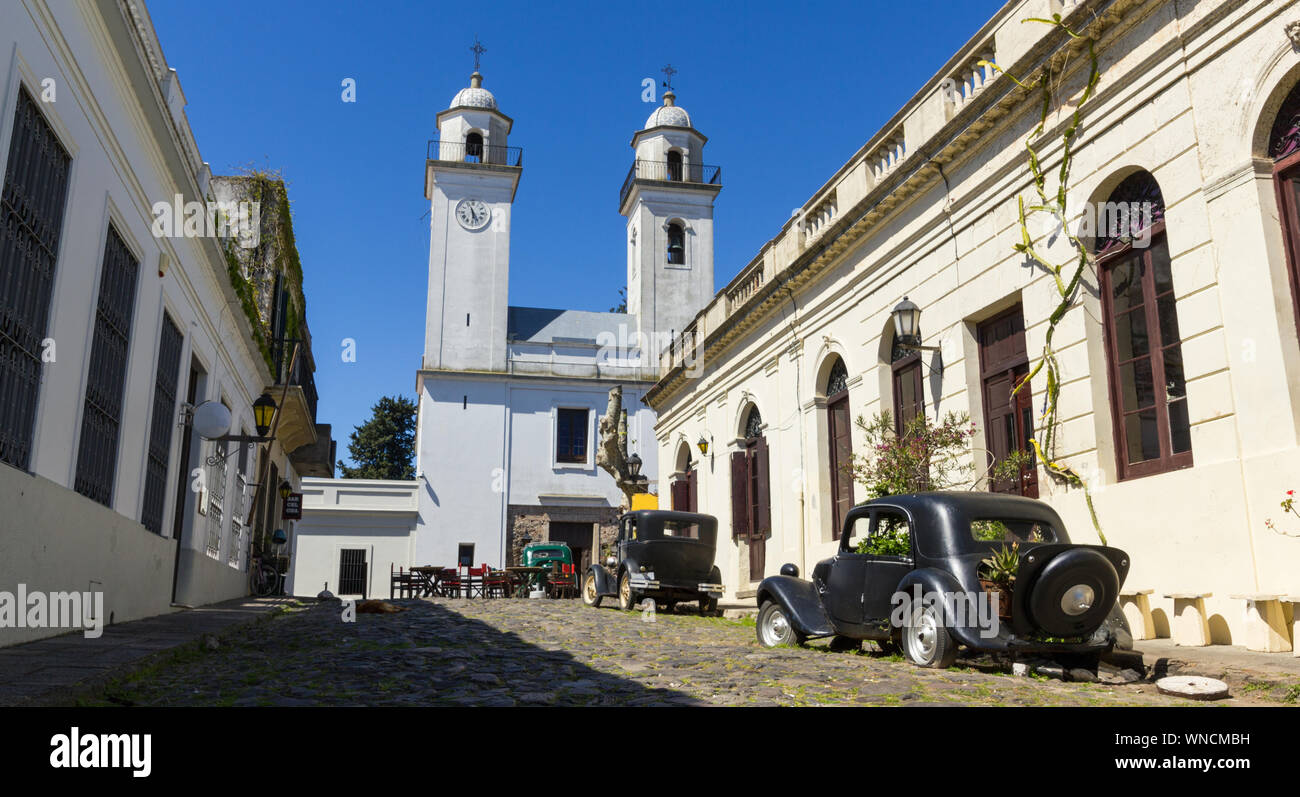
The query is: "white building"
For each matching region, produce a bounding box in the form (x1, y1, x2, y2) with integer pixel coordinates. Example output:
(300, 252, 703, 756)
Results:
(290, 71, 721, 595)
(647, 0, 1300, 646)
(0, 1, 330, 646)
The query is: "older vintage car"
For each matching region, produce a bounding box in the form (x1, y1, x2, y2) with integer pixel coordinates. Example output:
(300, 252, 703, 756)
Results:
(582, 510, 725, 615)
(754, 492, 1132, 668)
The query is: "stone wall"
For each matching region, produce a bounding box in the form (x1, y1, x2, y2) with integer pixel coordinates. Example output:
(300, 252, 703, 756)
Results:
(506, 505, 620, 566)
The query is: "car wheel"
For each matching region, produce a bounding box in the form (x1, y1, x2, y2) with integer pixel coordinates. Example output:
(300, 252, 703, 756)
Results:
(756, 600, 804, 648)
(902, 602, 957, 669)
(581, 571, 602, 608)
(698, 594, 718, 617)
(828, 635, 862, 653)
(617, 571, 637, 612)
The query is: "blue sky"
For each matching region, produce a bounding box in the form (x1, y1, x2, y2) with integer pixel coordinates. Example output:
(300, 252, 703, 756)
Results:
(149, 0, 1003, 466)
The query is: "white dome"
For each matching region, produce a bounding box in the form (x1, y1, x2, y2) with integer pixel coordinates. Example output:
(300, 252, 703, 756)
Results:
(450, 73, 497, 110)
(645, 103, 691, 129)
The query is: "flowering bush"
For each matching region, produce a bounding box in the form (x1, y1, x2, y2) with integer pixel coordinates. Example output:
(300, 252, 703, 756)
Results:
(1264, 489, 1299, 538)
(850, 410, 978, 499)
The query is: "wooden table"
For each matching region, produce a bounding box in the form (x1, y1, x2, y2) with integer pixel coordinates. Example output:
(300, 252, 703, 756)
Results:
(505, 566, 548, 598)
(409, 566, 444, 598)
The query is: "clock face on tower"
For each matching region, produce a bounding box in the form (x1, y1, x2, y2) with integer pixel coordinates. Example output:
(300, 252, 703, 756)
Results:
(455, 198, 491, 231)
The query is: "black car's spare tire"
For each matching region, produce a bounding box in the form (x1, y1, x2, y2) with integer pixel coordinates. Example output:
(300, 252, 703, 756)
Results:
(1025, 548, 1119, 637)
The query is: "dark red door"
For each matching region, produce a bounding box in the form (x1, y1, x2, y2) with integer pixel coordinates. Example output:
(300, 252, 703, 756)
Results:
(827, 394, 853, 537)
(978, 307, 1037, 497)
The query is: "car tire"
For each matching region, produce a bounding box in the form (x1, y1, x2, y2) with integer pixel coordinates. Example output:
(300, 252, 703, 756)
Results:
(581, 571, 602, 608)
(828, 635, 863, 653)
(617, 571, 637, 612)
(756, 600, 804, 648)
(698, 595, 718, 617)
(902, 602, 958, 669)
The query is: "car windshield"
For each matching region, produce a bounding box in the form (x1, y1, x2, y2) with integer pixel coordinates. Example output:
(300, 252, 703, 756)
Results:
(969, 518, 1058, 544)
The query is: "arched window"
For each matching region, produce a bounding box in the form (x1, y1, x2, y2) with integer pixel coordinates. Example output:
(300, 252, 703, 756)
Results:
(890, 333, 923, 437)
(1097, 171, 1191, 479)
(743, 406, 763, 439)
(465, 132, 483, 163)
(666, 222, 686, 265)
(667, 150, 683, 181)
(823, 358, 853, 536)
(1268, 80, 1300, 338)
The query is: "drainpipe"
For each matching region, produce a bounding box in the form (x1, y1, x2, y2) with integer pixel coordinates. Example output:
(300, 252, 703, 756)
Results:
(782, 284, 807, 578)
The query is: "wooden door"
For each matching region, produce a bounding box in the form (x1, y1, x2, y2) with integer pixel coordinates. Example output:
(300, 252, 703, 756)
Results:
(978, 307, 1037, 497)
(827, 394, 853, 537)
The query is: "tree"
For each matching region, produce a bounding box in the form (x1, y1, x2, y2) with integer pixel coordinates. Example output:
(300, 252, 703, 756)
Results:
(609, 286, 627, 313)
(337, 395, 417, 480)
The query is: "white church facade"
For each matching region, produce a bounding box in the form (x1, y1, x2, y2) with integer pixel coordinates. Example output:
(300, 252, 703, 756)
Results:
(289, 70, 721, 595)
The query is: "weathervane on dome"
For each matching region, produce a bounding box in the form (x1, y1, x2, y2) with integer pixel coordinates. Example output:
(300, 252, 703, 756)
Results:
(661, 64, 677, 92)
(471, 36, 487, 72)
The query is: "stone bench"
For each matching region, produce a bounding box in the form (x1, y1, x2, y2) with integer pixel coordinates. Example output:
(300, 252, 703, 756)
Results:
(1227, 594, 1291, 653)
(1164, 592, 1212, 647)
(1119, 588, 1156, 640)
(1278, 596, 1300, 657)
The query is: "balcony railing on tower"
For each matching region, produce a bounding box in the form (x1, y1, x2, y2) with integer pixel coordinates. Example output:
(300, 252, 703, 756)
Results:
(427, 138, 523, 167)
(619, 159, 721, 208)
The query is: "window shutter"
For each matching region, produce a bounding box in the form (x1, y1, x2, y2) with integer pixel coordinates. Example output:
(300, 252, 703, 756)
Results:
(687, 468, 698, 513)
(754, 438, 771, 537)
(730, 451, 748, 540)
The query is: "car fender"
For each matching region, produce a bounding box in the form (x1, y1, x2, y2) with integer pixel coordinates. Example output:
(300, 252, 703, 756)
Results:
(893, 568, 994, 649)
(586, 565, 615, 596)
(755, 575, 834, 637)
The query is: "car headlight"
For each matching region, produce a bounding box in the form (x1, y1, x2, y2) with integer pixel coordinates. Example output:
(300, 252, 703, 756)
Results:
(1061, 584, 1095, 616)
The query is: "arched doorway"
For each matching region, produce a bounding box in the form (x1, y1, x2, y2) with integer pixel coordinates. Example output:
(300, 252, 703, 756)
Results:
(730, 405, 770, 581)
(670, 441, 697, 512)
(1267, 80, 1300, 338)
(822, 357, 854, 536)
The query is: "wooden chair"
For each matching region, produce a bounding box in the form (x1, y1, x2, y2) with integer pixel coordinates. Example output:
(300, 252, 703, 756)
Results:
(390, 564, 415, 599)
(548, 563, 576, 599)
(438, 568, 462, 598)
(482, 566, 510, 598)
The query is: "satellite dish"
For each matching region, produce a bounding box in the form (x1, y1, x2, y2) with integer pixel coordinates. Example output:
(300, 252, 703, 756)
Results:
(192, 401, 232, 440)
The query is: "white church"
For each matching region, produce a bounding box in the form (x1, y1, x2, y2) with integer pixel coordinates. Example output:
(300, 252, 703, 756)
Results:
(287, 66, 721, 596)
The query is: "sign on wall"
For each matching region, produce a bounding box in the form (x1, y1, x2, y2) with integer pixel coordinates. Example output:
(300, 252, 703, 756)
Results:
(282, 492, 303, 520)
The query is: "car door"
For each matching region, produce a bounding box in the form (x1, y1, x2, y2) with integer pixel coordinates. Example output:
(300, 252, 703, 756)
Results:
(860, 506, 916, 625)
(823, 512, 872, 635)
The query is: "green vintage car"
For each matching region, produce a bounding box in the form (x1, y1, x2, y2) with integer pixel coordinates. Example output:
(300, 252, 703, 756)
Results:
(522, 541, 573, 569)
(519, 542, 576, 597)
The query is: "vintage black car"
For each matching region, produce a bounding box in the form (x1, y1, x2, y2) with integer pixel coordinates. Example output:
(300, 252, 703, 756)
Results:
(582, 510, 725, 615)
(754, 492, 1131, 668)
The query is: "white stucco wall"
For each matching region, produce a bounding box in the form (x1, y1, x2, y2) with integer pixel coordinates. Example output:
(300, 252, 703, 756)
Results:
(649, 0, 1300, 645)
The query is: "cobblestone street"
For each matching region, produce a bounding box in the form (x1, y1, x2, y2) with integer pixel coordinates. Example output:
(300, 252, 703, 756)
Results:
(51, 598, 1282, 707)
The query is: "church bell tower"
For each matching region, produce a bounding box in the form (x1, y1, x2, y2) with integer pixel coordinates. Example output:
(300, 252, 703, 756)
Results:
(619, 75, 721, 361)
(423, 63, 522, 373)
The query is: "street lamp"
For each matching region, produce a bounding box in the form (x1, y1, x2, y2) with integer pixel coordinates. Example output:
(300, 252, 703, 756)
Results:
(891, 296, 944, 375)
(278, 479, 293, 500)
(252, 392, 277, 437)
(627, 452, 643, 479)
(891, 296, 923, 349)
(186, 394, 280, 467)
(696, 435, 709, 456)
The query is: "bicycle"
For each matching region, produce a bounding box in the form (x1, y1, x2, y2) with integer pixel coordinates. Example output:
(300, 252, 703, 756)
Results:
(250, 550, 282, 597)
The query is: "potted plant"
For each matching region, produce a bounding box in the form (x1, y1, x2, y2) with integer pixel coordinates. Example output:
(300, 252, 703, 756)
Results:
(978, 541, 1019, 621)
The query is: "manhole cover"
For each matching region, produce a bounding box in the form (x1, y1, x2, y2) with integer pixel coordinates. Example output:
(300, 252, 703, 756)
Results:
(1155, 675, 1230, 700)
